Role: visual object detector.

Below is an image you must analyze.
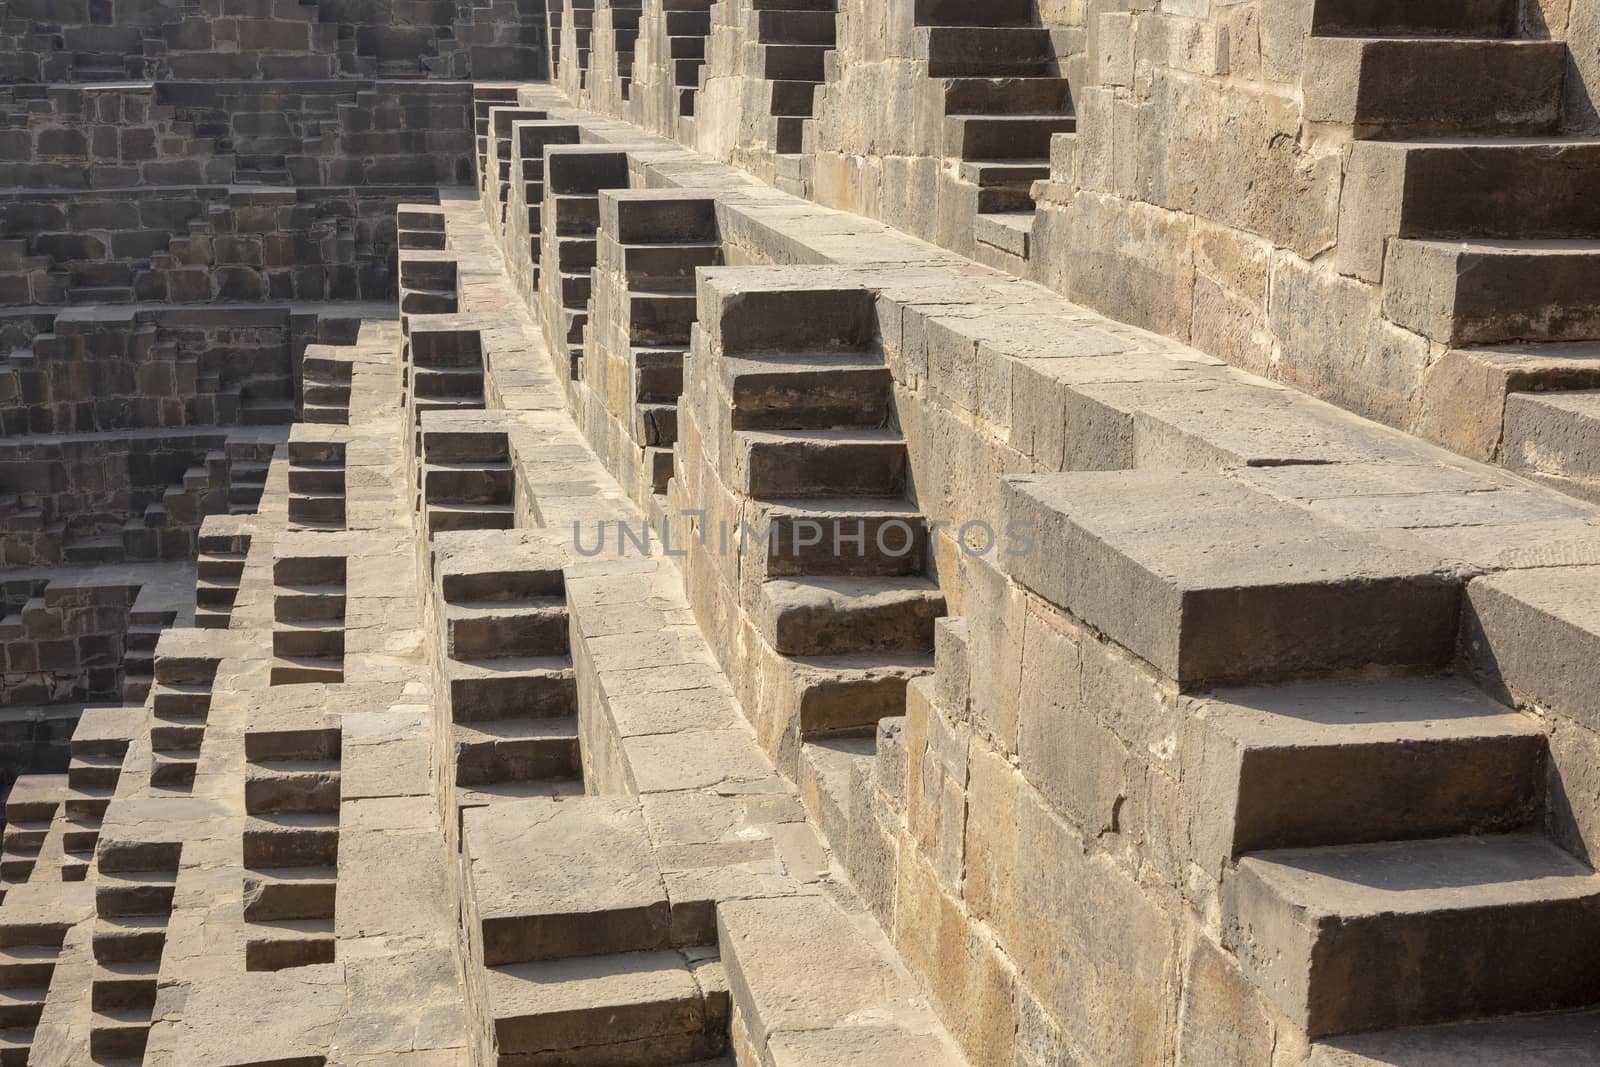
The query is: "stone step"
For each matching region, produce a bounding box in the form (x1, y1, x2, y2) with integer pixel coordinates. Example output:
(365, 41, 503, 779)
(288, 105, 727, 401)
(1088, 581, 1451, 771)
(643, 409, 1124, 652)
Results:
(242, 866, 337, 922)
(634, 345, 689, 402)
(0, 1026, 28, 1066)
(755, 42, 828, 82)
(668, 35, 706, 60)
(757, 576, 944, 656)
(413, 364, 484, 399)
(1196, 672, 1551, 865)
(717, 894, 964, 1063)
(483, 951, 726, 1063)
(422, 461, 514, 506)
(271, 621, 345, 660)
(1311, 0, 1516, 37)
(269, 656, 344, 686)
(419, 427, 508, 464)
(150, 723, 204, 753)
(94, 868, 177, 921)
(152, 682, 211, 721)
(959, 157, 1050, 187)
(920, 25, 1054, 77)
(734, 428, 907, 499)
(3, 778, 65, 824)
(665, 9, 712, 35)
(913, 0, 1037, 26)
(1353, 138, 1600, 245)
(91, 959, 158, 1012)
(1500, 388, 1600, 499)
(196, 550, 247, 580)
(67, 753, 122, 792)
(244, 760, 340, 816)
(273, 555, 346, 587)
(722, 353, 891, 430)
(1310, 1007, 1600, 1066)
(452, 717, 582, 787)
(287, 463, 344, 495)
(941, 75, 1074, 116)
(0, 824, 45, 856)
(1002, 471, 1460, 687)
(1304, 38, 1566, 137)
(461, 796, 674, 966)
(244, 917, 335, 972)
(1383, 238, 1600, 345)
(89, 1004, 151, 1059)
(625, 291, 697, 346)
(1226, 833, 1600, 1036)
(64, 786, 114, 822)
(195, 575, 241, 609)
(410, 325, 484, 369)
(0, 988, 45, 1031)
(617, 242, 722, 293)
(944, 113, 1076, 160)
(797, 735, 877, 853)
(445, 598, 569, 660)
(752, 8, 836, 44)
(91, 915, 167, 964)
(0, 946, 56, 990)
(428, 501, 516, 533)
(243, 813, 339, 869)
(273, 582, 347, 622)
(445, 657, 577, 723)
(150, 751, 199, 790)
(287, 491, 346, 527)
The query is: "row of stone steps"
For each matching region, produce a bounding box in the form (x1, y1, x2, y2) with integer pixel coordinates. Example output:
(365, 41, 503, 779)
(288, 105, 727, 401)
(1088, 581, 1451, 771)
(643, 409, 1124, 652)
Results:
(591, 189, 724, 497)
(270, 554, 345, 686)
(429, 531, 582, 840)
(241, 704, 340, 972)
(1301, 0, 1600, 502)
(287, 434, 346, 530)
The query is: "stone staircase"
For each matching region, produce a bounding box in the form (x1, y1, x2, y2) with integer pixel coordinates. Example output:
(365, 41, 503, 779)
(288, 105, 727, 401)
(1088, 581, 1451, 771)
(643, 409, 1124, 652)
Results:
(0, 776, 66, 899)
(194, 517, 251, 629)
(908, 0, 1074, 264)
(269, 554, 346, 686)
(504, 121, 583, 307)
(286, 432, 347, 531)
(473, 87, 524, 200)
(149, 626, 224, 791)
(88, 830, 180, 1061)
(994, 466, 1600, 1042)
(0, 879, 92, 1066)
(430, 532, 583, 840)
(541, 146, 632, 379)
(1303, 0, 1600, 503)
(630, 0, 714, 138)
(458, 794, 728, 1065)
(300, 344, 353, 425)
(589, 189, 724, 501)
(484, 105, 552, 237)
(418, 419, 515, 537)
(679, 275, 941, 769)
(745, 0, 837, 156)
(241, 706, 341, 972)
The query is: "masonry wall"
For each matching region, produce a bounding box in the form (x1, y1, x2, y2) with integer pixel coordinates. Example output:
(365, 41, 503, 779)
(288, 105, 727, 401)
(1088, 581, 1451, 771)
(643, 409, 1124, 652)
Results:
(0, 0, 548, 82)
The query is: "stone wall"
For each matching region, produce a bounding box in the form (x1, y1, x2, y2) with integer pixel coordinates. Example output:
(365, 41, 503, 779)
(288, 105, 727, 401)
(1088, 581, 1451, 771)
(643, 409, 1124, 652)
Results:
(0, 186, 434, 306)
(561, 0, 1600, 485)
(0, 0, 548, 82)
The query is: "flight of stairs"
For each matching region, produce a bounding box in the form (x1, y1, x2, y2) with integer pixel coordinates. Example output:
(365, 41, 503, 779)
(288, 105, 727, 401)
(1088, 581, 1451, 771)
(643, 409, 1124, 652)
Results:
(269, 554, 346, 686)
(915, 0, 1074, 259)
(1305, 0, 1600, 501)
(431, 534, 584, 839)
(241, 709, 341, 972)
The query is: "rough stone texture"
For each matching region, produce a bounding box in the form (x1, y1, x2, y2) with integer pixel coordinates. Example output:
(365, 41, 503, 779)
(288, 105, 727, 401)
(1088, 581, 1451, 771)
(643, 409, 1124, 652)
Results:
(7, 9, 1600, 1067)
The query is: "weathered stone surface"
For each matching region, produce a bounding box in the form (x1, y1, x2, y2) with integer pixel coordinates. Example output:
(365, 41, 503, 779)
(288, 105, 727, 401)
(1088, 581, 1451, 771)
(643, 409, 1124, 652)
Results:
(1002, 470, 1461, 686)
